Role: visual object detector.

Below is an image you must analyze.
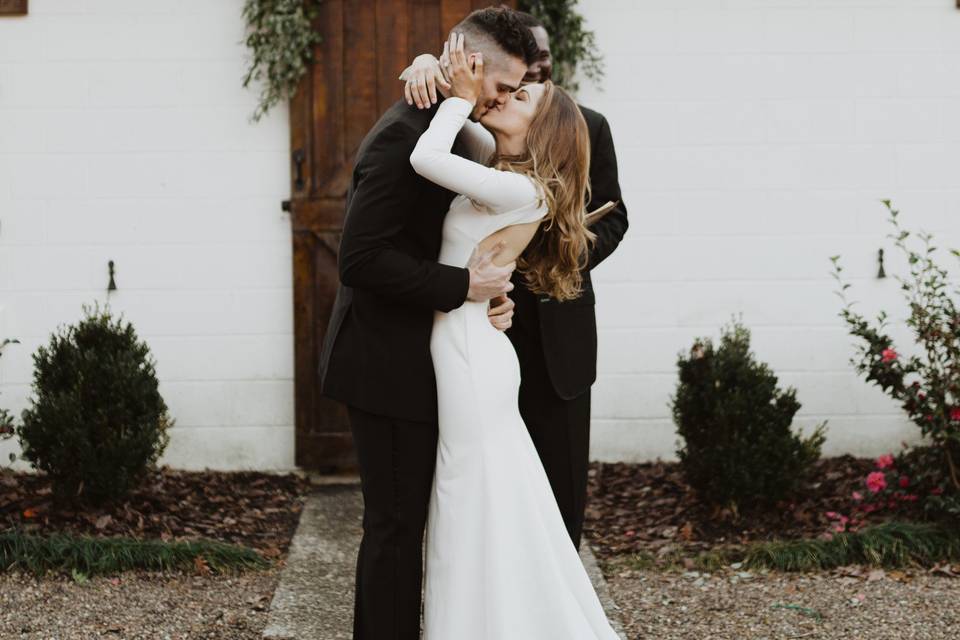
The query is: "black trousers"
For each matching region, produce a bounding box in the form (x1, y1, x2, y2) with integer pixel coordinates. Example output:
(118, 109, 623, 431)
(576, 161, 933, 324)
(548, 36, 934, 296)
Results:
(347, 405, 437, 640)
(511, 329, 592, 550)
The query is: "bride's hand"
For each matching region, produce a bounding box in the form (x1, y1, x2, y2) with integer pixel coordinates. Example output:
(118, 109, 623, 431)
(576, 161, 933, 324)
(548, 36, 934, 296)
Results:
(446, 32, 483, 106)
(400, 53, 451, 109)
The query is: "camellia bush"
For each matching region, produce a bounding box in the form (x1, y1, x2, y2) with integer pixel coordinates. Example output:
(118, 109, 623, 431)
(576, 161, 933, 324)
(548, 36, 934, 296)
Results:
(671, 316, 826, 512)
(830, 200, 960, 522)
(17, 302, 173, 506)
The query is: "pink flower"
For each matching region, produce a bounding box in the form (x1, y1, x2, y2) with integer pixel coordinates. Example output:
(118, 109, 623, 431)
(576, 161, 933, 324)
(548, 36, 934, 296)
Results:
(951, 407, 960, 422)
(881, 348, 898, 363)
(876, 454, 895, 469)
(902, 494, 919, 502)
(866, 471, 887, 493)
(852, 491, 864, 502)
(931, 487, 944, 496)
(899, 475, 910, 488)
(825, 511, 840, 519)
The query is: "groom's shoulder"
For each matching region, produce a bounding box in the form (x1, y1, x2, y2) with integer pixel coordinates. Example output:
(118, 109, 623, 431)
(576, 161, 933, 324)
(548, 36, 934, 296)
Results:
(356, 99, 446, 164)
(355, 99, 434, 160)
(370, 99, 434, 140)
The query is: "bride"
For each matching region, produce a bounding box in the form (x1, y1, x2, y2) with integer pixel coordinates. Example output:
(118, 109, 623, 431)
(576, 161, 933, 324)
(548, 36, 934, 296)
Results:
(409, 32, 621, 639)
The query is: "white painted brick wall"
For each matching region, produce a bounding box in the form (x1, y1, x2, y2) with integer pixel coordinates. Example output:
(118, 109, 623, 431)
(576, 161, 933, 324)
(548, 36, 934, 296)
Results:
(577, 0, 960, 462)
(2, 1, 959, 471)
(0, 0, 294, 471)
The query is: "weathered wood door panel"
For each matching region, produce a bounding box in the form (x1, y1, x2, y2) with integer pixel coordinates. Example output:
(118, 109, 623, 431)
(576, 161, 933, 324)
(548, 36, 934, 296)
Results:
(287, 0, 514, 472)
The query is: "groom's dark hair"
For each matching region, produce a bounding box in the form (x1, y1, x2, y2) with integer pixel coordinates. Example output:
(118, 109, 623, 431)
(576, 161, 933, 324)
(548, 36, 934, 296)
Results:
(454, 6, 539, 67)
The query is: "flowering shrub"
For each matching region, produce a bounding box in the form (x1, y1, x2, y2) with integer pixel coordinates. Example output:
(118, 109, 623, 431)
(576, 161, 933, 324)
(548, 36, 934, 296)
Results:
(823, 449, 948, 538)
(830, 201, 960, 521)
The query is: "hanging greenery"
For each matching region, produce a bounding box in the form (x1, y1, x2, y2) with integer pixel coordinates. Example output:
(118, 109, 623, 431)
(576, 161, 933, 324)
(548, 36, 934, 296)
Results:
(518, 0, 604, 92)
(241, 0, 323, 123)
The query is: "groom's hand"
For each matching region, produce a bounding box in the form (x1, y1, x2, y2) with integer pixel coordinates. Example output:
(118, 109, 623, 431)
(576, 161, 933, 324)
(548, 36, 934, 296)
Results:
(466, 242, 515, 302)
(487, 294, 515, 332)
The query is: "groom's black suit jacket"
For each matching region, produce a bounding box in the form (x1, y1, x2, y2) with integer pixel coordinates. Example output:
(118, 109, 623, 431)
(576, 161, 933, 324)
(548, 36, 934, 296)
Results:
(507, 105, 629, 400)
(319, 98, 471, 423)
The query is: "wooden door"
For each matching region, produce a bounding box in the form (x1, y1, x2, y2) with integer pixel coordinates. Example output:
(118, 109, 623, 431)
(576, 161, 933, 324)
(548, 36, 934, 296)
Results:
(286, 0, 515, 472)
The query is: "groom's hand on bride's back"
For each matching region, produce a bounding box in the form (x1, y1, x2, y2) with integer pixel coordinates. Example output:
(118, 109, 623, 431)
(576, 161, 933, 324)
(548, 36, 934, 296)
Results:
(466, 242, 514, 304)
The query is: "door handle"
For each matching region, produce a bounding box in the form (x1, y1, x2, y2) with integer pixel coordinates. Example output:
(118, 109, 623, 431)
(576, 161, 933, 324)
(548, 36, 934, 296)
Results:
(293, 148, 305, 191)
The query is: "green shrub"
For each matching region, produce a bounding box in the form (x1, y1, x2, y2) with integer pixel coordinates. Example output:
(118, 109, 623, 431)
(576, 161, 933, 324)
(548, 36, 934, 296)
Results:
(671, 316, 826, 510)
(17, 302, 173, 506)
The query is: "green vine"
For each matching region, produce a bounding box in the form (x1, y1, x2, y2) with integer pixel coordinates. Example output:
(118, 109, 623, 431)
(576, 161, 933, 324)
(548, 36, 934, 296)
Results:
(241, 0, 323, 123)
(519, 0, 604, 92)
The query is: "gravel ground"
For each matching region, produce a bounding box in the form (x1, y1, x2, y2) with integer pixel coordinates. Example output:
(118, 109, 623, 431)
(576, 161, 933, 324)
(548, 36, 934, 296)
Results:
(606, 562, 959, 640)
(5, 545, 958, 639)
(0, 566, 282, 639)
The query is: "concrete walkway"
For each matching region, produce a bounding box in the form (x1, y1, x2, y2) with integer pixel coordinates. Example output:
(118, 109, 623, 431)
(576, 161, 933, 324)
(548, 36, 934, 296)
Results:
(263, 480, 627, 640)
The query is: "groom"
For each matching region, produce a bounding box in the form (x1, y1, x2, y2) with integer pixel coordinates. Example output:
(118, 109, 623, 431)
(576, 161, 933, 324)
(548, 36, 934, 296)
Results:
(318, 7, 539, 640)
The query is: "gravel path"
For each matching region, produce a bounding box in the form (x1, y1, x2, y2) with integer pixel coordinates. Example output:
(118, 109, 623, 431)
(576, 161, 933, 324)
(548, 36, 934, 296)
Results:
(606, 563, 959, 640)
(1, 566, 281, 639)
(5, 538, 958, 639)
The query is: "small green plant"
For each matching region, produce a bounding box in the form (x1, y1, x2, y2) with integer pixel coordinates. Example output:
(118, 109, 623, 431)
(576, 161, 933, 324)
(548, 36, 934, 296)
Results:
(17, 301, 173, 507)
(671, 316, 826, 511)
(0, 338, 21, 465)
(831, 200, 960, 520)
(241, 0, 323, 123)
(519, 0, 604, 91)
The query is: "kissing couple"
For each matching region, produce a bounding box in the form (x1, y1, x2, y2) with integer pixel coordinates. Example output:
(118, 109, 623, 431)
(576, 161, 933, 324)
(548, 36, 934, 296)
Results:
(319, 6, 628, 639)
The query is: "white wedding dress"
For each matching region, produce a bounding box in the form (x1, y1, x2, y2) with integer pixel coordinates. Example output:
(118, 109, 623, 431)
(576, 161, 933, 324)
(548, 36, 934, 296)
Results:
(409, 96, 621, 640)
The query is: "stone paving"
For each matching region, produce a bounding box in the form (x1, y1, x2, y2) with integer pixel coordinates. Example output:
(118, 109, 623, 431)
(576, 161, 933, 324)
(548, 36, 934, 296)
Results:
(263, 480, 626, 639)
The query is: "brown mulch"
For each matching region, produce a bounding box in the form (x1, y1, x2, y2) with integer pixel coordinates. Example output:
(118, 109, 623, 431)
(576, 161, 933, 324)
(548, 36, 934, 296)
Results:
(583, 455, 906, 561)
(0, 465, 315, 560)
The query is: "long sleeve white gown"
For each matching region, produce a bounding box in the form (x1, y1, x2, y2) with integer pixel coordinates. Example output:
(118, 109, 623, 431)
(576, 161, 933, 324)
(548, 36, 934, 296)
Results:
(409, 96, 621, 640)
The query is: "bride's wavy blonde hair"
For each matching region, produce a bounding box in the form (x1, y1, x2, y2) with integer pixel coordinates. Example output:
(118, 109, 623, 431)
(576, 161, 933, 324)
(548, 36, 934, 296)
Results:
(491, 81, 594, 301)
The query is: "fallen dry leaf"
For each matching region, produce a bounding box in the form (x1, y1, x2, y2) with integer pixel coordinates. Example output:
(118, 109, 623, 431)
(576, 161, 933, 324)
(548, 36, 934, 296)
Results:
(193, 555, 211, 576)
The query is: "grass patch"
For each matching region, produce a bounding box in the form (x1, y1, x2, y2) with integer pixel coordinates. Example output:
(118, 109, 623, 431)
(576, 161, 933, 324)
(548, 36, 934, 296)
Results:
(0, 527, 272, 578)
(691, 549, 732, 572)
(744, 521, 960, 572)
(603, 547, 738, 574)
